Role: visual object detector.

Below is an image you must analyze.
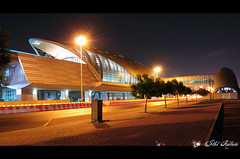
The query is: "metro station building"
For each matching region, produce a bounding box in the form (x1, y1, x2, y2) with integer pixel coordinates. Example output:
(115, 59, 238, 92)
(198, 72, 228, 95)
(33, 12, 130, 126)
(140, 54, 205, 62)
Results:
(1, 38, 152, 102)
(0, 38, 239, 101)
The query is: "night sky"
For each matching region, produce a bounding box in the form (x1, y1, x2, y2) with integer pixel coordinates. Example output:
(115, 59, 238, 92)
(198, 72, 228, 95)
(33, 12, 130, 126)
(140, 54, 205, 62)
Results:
(1, 13, 240, 85)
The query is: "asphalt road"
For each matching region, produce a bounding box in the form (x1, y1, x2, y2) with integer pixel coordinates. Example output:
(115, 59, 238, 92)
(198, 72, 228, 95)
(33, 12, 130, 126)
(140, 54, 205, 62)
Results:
(0, 100, 190, 133)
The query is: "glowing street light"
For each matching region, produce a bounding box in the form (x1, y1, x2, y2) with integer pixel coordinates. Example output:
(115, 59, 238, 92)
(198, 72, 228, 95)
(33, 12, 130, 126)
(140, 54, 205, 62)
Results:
(75, 36, 87, 45)
(154, 67, 162, 78)
(75, 35, 87, 103)
(154, 67, 161, 73)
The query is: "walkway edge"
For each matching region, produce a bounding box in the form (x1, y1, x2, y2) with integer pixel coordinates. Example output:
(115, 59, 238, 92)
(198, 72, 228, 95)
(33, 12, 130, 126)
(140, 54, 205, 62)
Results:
(203, 102, 223, 143)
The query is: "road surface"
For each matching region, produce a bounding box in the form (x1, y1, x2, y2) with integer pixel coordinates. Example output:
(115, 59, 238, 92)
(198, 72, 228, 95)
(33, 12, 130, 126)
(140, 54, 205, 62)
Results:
(0, 100, 179, 133)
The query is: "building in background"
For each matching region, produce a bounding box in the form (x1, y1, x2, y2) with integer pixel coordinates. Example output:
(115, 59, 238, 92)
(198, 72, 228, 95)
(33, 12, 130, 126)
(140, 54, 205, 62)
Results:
(162, 67, 240, 99)
(213, 67, 240, 99)
(162, 74, 215, 91)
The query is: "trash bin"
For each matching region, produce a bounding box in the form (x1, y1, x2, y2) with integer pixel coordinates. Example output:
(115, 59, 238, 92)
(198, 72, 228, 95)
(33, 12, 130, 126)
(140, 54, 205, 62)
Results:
(91, 100, 102, 122)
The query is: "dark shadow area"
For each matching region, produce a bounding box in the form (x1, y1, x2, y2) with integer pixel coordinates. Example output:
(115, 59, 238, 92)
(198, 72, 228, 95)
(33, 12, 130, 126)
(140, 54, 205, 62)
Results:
(149, 109, 213, 116)
(91, 121, 111, 129)
(209, 103, 224, 141)
(173, 104, 213, 110)
(222, 102, 240, 141)
(109, 117, 146, 122)
(0, 117, 48, 133)
(31, 119, 213, 146)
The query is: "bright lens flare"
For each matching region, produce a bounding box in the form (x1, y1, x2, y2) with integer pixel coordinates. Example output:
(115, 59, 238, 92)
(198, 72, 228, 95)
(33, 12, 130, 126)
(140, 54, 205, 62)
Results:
(75, 36, 87, 45)
(154, 67, 161, 73)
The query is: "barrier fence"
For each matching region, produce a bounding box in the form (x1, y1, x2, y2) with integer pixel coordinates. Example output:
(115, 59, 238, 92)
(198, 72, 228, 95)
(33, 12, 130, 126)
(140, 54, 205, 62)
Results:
(0, 97, 191, 114)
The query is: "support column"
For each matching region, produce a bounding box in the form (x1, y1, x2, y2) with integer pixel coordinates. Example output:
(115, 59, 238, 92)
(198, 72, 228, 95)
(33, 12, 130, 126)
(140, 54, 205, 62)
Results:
(84, 90, 92, 102)
(60, 90, 69, 100)
(32, 88, 37, 100)
(21, 88, 36, 101)
(16, 88, 22, 101)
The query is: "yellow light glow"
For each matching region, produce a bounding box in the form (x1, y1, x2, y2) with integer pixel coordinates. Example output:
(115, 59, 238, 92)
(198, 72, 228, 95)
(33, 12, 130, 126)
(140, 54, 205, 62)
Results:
(207, 87, 214, 93)
(154, 67, 161, 73)
(75, 36, 87, 45)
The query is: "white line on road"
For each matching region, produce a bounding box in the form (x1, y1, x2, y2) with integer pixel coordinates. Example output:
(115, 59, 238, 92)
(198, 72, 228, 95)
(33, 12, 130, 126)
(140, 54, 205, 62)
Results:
(43, 118, 52, 127)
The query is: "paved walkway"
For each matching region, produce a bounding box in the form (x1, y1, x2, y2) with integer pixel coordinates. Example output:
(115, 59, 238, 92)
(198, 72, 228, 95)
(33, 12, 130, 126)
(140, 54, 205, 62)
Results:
(222, 101, 240, 142)
(0, 101, 221, 146)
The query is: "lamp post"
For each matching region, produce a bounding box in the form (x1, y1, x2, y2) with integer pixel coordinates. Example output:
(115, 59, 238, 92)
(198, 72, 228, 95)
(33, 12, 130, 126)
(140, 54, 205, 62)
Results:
(209, 78, 214, 103)
(75, 36, 87, 103)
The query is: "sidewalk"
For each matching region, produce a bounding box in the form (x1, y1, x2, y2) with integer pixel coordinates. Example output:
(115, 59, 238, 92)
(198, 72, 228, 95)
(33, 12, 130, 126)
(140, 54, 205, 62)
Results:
(0, 101, 221, 146)
(222, 101, 240, 142)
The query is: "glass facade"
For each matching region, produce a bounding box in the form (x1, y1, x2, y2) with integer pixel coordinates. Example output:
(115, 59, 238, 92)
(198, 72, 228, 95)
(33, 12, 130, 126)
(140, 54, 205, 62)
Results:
(162, 74, 215, 91)
(30, 42, 86, 64)
(4, 58, 30, 89)
(91, 91, 134, 101)
(1, 88, 16, 101)
(85, 50, 137, 84)
(37, 90, 61, 100)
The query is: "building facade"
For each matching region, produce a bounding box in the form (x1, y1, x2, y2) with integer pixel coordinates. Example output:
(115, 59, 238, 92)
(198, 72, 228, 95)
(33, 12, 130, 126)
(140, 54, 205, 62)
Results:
(1, 38, 152, 102)
(1, 38, 239, 101)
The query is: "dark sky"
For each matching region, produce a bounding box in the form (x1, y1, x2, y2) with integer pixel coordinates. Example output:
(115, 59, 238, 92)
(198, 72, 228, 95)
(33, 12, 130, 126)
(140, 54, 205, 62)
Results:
(1, 13, 240, 84)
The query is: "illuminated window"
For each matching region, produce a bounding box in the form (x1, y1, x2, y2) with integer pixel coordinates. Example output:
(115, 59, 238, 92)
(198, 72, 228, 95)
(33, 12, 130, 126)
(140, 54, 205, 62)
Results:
(216, 87, 237, 93)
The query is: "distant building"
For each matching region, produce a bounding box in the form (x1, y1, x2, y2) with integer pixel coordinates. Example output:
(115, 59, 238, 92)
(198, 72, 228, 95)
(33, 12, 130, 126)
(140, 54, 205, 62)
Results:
(162, 74, 215, 91)
(213, 67, 240, 99)
(162, 67, 239, 99)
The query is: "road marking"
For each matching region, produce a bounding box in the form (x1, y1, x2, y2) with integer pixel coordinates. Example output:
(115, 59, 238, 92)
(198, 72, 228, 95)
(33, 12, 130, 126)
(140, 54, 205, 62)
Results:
(43, 118, 52, 127)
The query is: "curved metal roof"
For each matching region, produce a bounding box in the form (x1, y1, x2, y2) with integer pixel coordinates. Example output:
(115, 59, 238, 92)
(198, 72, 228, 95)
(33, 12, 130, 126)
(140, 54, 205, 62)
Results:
(29, 38, 152, 78)
(29, 38, 84, 63)
(214, 67, 240, 93)
(85, 47, 153, 77)
(29, 38, 102, 82)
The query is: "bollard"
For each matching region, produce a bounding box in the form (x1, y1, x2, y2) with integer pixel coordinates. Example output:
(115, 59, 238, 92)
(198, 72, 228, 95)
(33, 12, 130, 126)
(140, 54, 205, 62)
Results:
(91, 100, 102, 122)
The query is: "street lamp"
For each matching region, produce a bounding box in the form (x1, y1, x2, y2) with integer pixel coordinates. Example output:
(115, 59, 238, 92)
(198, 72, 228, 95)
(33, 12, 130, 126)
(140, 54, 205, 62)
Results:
(154, 67, 162, 78)
(75, 35, 87, 103)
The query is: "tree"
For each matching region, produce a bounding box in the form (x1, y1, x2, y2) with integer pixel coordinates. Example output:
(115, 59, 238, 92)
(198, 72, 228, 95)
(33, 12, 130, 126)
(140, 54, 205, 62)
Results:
(194, 88, 210, 96)
(183, 86, 192, 103)
(162, 81, 174, 108)
(131, 75, 193, 111)
(154, 77, 164, 97)
(0, 26, 12, 88)
(131, 73, 155, 113)
(171, 79, 186, 106)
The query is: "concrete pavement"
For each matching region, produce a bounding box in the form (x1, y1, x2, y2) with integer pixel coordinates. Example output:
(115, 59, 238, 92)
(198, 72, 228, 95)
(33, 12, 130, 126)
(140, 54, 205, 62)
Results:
(0, 101, 221, 146)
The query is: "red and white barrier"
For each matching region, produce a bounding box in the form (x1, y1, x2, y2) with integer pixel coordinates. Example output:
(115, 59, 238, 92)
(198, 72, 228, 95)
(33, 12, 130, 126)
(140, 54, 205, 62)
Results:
(0, 98, 175, 114)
